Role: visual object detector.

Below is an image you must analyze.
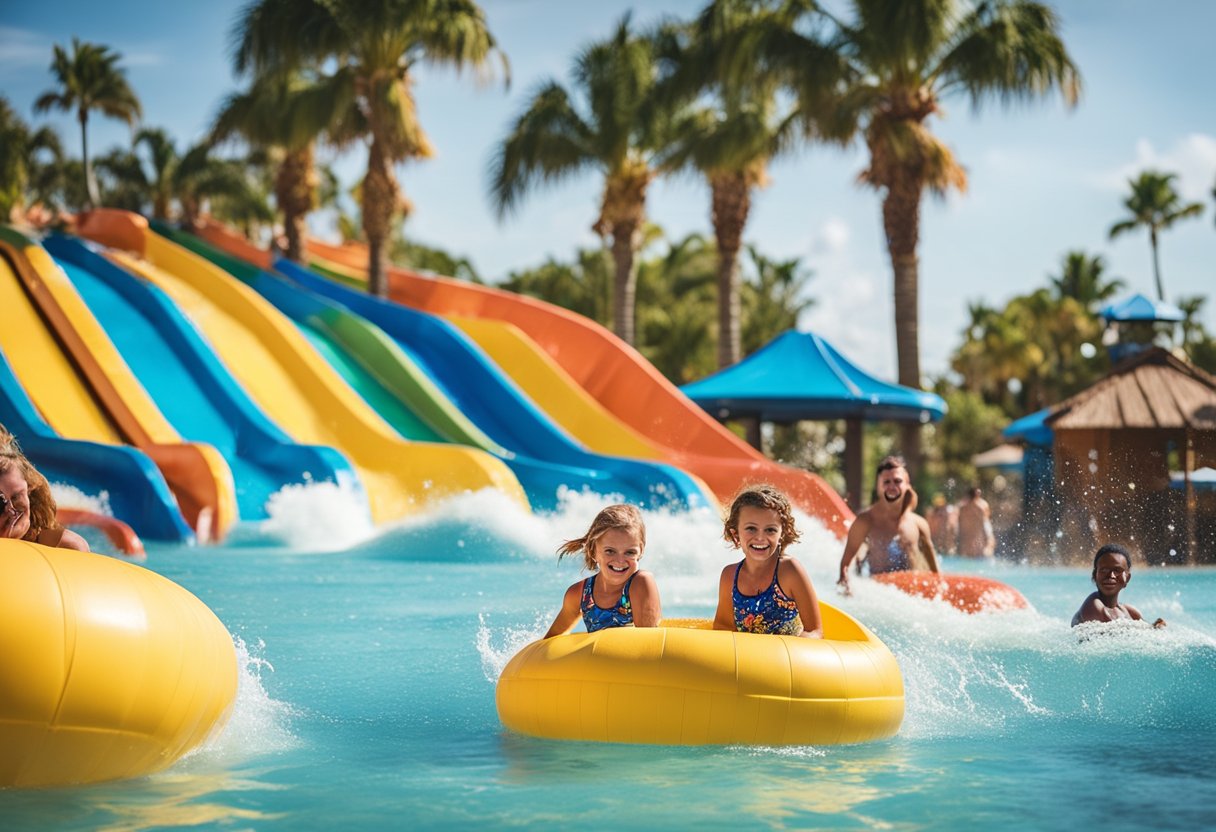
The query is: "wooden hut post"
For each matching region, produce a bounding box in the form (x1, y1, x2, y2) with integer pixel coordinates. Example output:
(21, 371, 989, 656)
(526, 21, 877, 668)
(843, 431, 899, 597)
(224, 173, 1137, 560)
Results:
(1186, 427, 1197, 564)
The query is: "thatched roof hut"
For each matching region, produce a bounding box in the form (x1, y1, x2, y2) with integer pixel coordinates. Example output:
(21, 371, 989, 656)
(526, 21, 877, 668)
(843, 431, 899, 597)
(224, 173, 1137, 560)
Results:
(1045, 348, 1216, 563)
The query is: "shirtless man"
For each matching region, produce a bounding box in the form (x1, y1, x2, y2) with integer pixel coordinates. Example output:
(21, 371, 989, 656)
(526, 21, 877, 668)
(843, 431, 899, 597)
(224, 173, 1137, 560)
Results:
(957, 486, 995, 557)
(837, 455, 939, 594)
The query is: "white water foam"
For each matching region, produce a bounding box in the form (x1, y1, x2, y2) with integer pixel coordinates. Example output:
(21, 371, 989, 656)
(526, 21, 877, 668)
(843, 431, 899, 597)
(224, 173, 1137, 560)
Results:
(49, 481, 113, 515)
(229, 480, 376, 550)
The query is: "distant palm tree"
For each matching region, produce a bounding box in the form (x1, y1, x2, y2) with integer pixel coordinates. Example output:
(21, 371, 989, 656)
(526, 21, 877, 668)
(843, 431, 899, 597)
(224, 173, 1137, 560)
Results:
(1108, 170, 1204, 302)
(232, 0, 506, 295)
(724, 0, 1081, 463)
(489, 16, 670, 346)
(211, 73, 353, 261)
(0, 96, 62, 220)
(656, 3, 805, 368)
(33, 38, 142, 209)
(1048, 251, 1124, 313)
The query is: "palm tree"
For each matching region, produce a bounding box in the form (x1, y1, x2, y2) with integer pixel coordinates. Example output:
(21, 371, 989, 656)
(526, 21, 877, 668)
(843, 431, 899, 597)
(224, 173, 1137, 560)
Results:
(727, 0, 1081, 463)
(1108, 170, 1204, 302)
(0, 96, 62, 221)
(232, 0, 506, 296)
(655, 4, 806, 368)
(33, 38, 142, 209)
(1048, 251, 1124, 314)
(489, 16, 670, 346)
(211, 73, 351, 261)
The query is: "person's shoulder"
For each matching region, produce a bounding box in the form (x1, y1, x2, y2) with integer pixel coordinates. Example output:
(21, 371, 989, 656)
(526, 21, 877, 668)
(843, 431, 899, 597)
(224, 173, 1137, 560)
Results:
(57, 528, 91, 552)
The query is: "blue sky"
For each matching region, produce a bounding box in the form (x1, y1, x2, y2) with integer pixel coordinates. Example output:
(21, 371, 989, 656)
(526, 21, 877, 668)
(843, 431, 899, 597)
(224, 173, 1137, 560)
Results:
(2, 0, 1213, 380)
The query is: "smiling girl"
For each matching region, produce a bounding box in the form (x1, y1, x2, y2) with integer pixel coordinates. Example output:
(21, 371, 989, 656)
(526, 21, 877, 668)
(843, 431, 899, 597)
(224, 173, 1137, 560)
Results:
(714, 485, 823, 639)
(543, 504, 661, 638)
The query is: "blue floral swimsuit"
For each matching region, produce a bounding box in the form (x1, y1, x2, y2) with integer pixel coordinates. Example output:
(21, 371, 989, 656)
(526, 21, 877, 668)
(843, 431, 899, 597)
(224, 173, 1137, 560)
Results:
(732, 558, 803, 635)
(581, 573, 635, 632)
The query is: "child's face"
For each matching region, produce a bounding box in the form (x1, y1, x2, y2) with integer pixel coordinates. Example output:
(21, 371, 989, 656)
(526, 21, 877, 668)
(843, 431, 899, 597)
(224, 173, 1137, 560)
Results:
(0, 467, 31, 540)
(1093, 552, 1131, 595)
(734, 506, 783, 561)
(592, 527, 643, 581)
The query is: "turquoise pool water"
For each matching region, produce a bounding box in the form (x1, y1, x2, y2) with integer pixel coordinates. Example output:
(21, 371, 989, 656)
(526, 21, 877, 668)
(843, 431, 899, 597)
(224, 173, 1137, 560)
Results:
(4, 490, 1215, 831)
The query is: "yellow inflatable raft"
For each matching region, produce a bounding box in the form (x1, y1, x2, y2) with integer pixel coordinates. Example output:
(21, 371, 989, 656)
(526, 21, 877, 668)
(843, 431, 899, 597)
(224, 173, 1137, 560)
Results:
(496, 603, 904, 746)
(0, 540, 237, 787)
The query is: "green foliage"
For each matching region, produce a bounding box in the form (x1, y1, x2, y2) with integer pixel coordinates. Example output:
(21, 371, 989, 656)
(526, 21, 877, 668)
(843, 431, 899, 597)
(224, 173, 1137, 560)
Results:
(923, 386, 1009, 495)
(388, 235, 483, 284)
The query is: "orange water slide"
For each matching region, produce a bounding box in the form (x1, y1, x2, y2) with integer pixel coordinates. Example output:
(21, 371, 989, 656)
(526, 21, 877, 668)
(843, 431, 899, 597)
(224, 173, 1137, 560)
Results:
(196, 223, 850, 535)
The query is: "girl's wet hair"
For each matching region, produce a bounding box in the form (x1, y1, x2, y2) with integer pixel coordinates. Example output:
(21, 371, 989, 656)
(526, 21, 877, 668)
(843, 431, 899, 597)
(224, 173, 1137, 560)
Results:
(0, 449, 60, 540)
(1091, 542, 1132, 577)
(723, 484, 801, 548)
(557, 504, 646, 571)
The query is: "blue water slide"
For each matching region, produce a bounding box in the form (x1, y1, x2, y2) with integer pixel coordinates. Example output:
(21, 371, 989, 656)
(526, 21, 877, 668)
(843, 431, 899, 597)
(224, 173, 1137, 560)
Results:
(43, 234, 365, 520)
(271, 259, 711, 512)
(0, 350, 194, 543)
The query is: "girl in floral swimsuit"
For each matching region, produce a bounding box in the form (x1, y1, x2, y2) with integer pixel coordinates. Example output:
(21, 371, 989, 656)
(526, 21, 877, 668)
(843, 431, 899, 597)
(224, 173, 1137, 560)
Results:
(543, 504, 662, 638)
(713, 485, 823, 639)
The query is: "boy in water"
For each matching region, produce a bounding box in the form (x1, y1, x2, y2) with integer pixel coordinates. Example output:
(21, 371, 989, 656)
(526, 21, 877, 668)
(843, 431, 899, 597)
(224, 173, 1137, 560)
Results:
(1072, 543, 1166, 628)
(838, 455, 939, 594)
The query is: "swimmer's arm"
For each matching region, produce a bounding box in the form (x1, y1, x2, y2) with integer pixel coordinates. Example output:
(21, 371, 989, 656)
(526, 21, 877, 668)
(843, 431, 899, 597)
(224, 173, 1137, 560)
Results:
(1126, 603, 1164, 628)
(630, 570, 661, 628)
(712, 565, 735, 631)
(838, 515, 871, 591)
(56, 528, 91, 552)
(782, 558, 823, 639)
(916, 516, 940, 573)
(543, 581, 583, 639)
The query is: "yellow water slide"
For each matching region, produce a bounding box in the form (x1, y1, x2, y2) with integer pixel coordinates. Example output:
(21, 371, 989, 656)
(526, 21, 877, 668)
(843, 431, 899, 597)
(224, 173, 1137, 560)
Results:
(77, 211, 528, 521)
(0, 233, 235, 540)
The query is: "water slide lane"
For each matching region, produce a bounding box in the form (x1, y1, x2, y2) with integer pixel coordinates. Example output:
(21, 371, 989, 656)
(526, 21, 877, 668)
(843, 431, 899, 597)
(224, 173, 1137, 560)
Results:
(269, 257, 713, 512)
(158, 228, 639, 512)
(296, 235, 849, 534)
(76, 211, 528, 522)
(0, 258, 192, 542)
(0, 228, 236, 539)
(43, 234, 362, 521)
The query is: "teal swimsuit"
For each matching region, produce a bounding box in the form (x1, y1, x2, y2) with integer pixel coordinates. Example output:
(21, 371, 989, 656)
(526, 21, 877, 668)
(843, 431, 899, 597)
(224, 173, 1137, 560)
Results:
(732, 558, 803, 636)
(580, 573, 635, 632)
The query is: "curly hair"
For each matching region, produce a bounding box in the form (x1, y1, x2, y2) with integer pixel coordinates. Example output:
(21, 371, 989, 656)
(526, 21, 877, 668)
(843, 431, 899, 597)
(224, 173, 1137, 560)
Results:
(0, 449, 60, 541)
(557, 504, 647, 571)
(722, 484, 801, 549)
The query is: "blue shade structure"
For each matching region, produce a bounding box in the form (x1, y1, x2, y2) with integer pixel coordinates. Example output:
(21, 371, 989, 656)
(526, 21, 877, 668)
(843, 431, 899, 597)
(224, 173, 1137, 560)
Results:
(1100, 293, 1185, 323)
(680, 330, 946, 423)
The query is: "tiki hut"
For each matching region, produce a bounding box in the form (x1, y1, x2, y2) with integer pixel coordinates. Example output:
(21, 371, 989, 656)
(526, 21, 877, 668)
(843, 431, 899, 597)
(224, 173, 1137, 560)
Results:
(1045, 347, 1216, 564)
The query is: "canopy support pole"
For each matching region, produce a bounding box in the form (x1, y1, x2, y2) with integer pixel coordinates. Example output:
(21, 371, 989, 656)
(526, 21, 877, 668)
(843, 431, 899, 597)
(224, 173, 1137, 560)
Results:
(845, 418, 864, 510)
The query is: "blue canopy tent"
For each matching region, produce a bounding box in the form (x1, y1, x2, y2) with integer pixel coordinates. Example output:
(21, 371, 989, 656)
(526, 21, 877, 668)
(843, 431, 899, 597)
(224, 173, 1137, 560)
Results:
(681, 330, 946, 508)
(1100, 293, 1185, 323)
(1100, 293, 1185, 364)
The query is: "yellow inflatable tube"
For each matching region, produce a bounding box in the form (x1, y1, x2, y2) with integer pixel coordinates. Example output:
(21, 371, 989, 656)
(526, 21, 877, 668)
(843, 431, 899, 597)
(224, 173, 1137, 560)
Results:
(0, 540, 237, 787)
(496, 604, 903, 746)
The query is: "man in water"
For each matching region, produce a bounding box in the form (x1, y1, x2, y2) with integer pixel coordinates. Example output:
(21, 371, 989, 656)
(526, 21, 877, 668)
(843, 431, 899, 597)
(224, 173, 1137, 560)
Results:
(837, 455, 939, 594)
(957, 486, 996, 557)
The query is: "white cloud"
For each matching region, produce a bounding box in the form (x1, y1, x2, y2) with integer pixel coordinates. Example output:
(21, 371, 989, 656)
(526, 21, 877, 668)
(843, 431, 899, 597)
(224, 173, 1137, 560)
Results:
(0, 26, 50, 68)
(1093, 133, 1216, 200)
(811, 217, 850, 256)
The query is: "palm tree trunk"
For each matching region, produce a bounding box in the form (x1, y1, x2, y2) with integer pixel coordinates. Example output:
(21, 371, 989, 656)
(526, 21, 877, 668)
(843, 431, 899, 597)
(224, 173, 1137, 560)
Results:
(276, 145, 317, 264)
(363, 139, 398, 298)
(711, 172, 750, 369)
(79, 110, 99, 209)
(610, 222, 639, 345)
(1150, 227, 1164, 301)
(882, 174, 924, 468)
